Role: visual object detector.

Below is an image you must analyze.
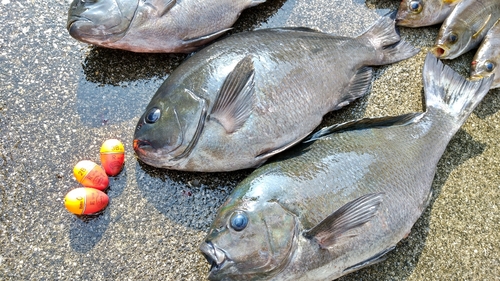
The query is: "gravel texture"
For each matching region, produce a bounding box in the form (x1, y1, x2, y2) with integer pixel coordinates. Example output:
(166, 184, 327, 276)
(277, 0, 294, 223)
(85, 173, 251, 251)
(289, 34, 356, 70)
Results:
(0, 0, 498, 280)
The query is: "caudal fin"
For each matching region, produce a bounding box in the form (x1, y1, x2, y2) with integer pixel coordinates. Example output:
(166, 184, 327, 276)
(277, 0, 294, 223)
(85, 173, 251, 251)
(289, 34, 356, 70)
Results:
(423, 52, 493, 125)
(360, 12, 419, 65)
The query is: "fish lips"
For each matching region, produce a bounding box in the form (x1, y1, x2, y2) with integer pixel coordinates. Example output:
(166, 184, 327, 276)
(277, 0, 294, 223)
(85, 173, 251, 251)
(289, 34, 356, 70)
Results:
(200, 242, 232, 279)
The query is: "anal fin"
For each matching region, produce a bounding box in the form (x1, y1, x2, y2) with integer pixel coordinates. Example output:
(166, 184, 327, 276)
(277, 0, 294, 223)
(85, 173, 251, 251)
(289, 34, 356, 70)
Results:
(303, 193, 384, 249)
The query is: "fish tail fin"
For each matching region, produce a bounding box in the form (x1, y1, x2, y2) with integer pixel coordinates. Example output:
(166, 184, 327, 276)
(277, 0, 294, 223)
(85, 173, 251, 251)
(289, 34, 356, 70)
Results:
(360, 12, 419, 65)
(423, 53, 493, 125)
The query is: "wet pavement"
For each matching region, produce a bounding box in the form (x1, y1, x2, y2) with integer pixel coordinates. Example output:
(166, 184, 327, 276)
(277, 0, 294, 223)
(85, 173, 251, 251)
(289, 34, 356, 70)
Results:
(1, 0, 499, 280)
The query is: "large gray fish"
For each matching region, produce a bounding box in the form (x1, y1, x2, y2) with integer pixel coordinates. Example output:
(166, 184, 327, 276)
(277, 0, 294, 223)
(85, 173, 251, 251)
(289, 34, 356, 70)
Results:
(396, 0, 462, 27)
(199, 53, 493, 281)
(133, 14, 419, 172)
(431, 0, 500, 59)
(67, 0, 265, 53)
(470, 19, 500, 88)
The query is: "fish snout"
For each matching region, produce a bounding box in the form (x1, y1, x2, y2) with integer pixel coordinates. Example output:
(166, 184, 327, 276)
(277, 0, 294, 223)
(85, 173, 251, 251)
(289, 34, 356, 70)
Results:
(199, 242, 227, 273)
(133, 139, 151, 151)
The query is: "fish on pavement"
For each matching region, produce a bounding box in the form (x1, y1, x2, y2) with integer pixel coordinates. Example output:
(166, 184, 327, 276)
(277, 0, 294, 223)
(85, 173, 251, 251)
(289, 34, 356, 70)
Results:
(133, 14, 419, 172)
(431, 0, 500, 59)
(396, 0, 462, 27)
(67, 0, 265, 53)
(470, 19, 500, 88)
(199, 53, 493, 281)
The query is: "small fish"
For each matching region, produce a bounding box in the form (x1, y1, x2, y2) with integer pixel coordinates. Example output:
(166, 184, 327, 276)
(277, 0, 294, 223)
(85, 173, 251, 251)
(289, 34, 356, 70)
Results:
(67, 0, 265, 53)
(431, 0, 500, 59)
(470, 19, 500, 88)
(199, 53, 493, 281)
(133, 14, 419, 172)
(396, 0, 462, 27)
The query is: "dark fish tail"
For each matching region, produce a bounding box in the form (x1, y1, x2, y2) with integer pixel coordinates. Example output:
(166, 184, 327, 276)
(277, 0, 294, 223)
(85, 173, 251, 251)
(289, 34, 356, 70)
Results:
(423, 53, 493, 126)
(360, 13, 419, 65)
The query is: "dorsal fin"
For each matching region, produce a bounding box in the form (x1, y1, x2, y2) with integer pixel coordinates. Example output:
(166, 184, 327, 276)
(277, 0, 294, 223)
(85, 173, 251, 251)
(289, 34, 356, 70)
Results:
(304, 113, 423, 143)
(303, 193, 384, 249)
(271, 27, 321, 33)
(210, 56, 255, 133)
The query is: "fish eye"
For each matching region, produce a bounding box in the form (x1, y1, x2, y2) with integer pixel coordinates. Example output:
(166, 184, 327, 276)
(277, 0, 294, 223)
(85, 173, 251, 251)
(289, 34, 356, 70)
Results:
(145, 107, 161, 124)
(485, 61, 495, 72)
(448, 33, 458, 44)
(409, 1, 422, 13)
(229, 212, 248, 231)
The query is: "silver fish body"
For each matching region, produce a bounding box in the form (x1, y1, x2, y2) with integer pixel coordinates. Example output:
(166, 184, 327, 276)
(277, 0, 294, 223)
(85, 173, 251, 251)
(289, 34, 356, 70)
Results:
(199, 53, 493, 280)
(470, 19, 500, 88)
(432, 0, 500, 59)
(133, 15, 419, 172)
(396, 0, 462, 27)
(67, 0, 265, 53)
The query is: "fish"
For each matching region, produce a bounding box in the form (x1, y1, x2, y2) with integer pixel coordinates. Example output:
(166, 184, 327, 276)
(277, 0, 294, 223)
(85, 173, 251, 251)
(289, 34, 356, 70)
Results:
(133, 14, 419, 172)
(470, 19, 500, 89)
(431, 0, 500, 59)
(396, 0, 462, 27)
(198, 53, 493, 281)
(66, 0, 266, 53)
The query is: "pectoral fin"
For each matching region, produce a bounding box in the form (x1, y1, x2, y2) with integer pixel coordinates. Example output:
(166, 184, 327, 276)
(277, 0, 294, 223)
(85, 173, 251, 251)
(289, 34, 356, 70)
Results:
(210, 56, 255, 133)
(473, 14, 492, 39)
(144, 0, 176, 17)
(303, 193, 384, 249)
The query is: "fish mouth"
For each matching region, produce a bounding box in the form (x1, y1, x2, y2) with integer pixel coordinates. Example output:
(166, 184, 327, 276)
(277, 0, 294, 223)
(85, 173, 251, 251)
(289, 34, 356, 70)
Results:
(431, 45, 448, 58)
(199, 242, 231, 278)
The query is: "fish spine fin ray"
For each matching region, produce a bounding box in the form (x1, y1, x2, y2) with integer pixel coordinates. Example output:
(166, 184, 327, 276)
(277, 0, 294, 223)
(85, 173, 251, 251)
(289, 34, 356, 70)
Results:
(423, 52, 493, 125)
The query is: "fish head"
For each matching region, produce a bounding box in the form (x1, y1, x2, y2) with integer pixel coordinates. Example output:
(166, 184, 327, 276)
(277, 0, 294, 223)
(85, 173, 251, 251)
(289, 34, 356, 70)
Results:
(432, 19, 472, 59)
(67, 0, 138, 44)
(200, 193, 297, 280)
(470, 59, 497, 82)
(133, 83, 208, 168)
(396, 0, 431, 27)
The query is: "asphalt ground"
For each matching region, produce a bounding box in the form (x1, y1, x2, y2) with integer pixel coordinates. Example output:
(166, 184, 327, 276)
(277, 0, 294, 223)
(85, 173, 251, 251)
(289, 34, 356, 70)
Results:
(0, 0, 498, 280)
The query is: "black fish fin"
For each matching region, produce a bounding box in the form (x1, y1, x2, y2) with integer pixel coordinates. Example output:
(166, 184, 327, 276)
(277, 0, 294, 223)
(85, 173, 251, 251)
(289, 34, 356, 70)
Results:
(303, 193, 384, 249)
(333, 66, 373, 110)
(210, 56, 255, 133)
(144, 0, 176, 17)
(472, 14, 491, 39)
(183, 28, 231, 46)
(304, 113, 423, 143)
(343, 246, 395, 273)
